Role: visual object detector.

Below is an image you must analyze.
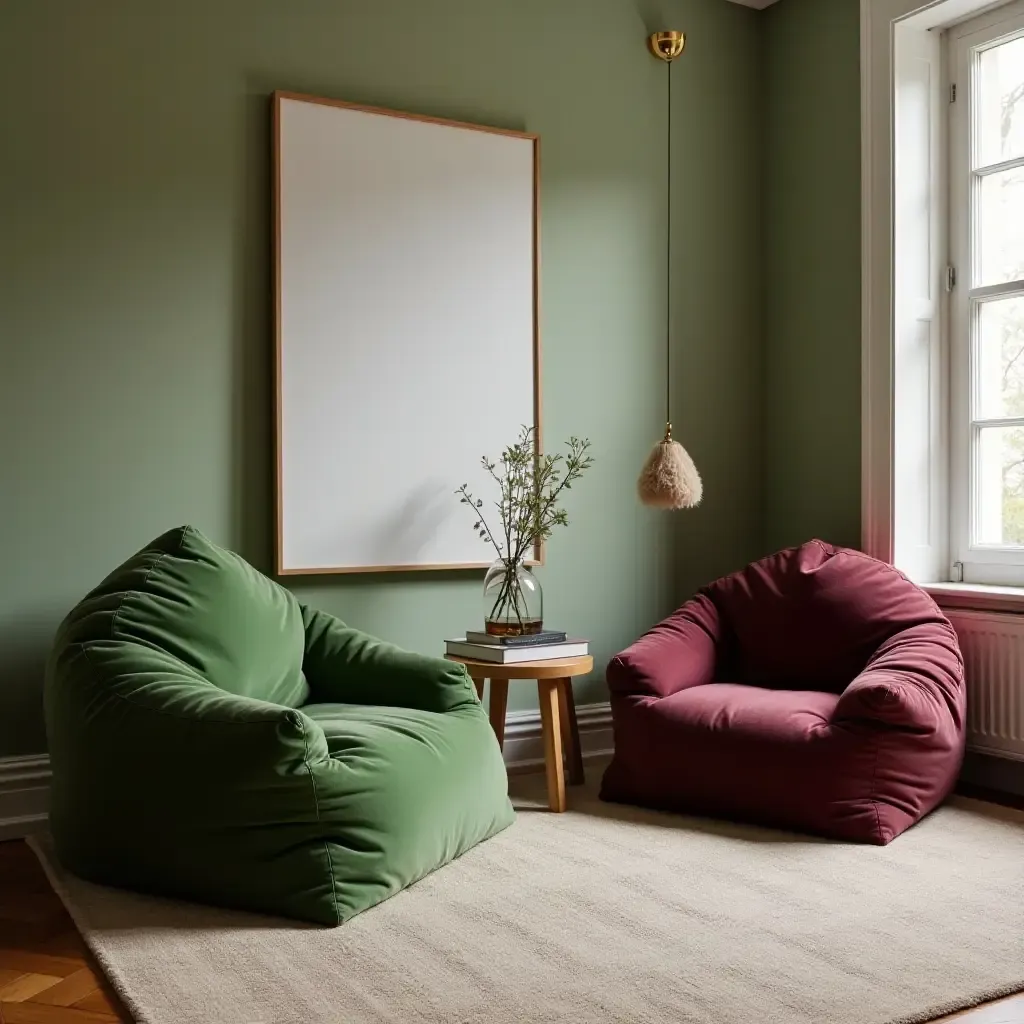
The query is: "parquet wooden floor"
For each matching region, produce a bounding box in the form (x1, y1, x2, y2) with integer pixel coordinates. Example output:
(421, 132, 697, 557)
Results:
(0, 841, 128, 1023)
(0, 833, 1020, 1024)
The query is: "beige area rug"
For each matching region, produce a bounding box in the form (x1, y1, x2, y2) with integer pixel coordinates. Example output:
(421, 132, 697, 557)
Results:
(30, 771, 1024, 1024)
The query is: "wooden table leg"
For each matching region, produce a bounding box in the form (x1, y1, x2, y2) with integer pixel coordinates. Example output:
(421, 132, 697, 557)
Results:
(472, 677, 485, 702)
(537, 679, 566, 812)
(556, 678, 585, 786)
(488, 679, 509, 751)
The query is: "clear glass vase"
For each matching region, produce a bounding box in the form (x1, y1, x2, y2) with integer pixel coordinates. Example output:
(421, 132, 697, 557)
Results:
(482, 558, 543, 636)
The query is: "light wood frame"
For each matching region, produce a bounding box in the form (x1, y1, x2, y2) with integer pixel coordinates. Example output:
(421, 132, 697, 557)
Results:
(272, 90, 541, 575)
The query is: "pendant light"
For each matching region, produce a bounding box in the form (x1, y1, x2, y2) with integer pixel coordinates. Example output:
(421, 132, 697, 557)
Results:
(637, 31, 703, 510)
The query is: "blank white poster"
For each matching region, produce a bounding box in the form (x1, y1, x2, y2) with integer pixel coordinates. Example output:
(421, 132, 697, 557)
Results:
(275, 93, 538, 573)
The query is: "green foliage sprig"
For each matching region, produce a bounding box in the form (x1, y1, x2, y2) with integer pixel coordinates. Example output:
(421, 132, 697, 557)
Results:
(455, 425, 593, 567)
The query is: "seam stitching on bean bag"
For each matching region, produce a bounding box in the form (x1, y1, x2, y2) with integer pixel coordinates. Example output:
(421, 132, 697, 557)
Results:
(868, 731, 887, 844)
(109, 526, 187, 641)
(296, 713, 340, 926)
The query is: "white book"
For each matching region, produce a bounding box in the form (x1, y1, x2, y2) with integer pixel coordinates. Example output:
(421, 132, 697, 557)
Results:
(444, 639, 589, 664)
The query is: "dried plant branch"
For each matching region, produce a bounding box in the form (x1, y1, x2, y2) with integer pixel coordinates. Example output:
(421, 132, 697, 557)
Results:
(454, 426, 594, 582)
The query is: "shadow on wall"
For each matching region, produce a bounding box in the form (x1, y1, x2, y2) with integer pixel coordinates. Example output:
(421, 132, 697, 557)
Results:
(0, 609, 62, 756)
(230, 86, 275, 576)
(634, 0, 679, 34)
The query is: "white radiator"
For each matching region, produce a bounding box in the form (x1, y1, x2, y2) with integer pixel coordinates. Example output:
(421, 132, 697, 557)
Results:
(945, 609, 1024, 761)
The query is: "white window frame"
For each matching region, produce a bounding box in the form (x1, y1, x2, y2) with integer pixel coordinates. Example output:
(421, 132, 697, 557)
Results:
(862, 0, 1024, 609)
(948, 0, 1024, 585)
(891, 13, 948, 585)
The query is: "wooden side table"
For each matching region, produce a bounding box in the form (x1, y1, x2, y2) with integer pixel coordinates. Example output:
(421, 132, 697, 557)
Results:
(446, 654, 594, 813)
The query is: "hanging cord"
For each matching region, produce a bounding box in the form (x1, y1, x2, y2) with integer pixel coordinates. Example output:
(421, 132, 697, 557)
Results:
(665, 59, 673, 436)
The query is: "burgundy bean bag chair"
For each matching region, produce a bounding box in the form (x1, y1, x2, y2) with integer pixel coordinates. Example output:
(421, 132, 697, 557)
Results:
(600, 541, 966, 844)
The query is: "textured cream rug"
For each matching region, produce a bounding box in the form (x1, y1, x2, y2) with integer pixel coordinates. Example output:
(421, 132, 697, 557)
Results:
(31, 772, 1024, 1024)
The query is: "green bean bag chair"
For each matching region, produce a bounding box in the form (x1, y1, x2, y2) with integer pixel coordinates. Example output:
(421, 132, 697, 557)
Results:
(44, 525, 514, 925)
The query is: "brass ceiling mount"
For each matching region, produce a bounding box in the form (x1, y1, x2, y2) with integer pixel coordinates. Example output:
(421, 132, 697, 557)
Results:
(647, 30, 685, 62)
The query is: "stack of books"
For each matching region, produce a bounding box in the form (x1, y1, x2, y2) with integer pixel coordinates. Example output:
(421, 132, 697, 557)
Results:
(445, 630, 588, 664)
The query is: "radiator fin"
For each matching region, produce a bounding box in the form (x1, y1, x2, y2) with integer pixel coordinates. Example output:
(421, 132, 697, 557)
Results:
(946, 610, 1024, 761)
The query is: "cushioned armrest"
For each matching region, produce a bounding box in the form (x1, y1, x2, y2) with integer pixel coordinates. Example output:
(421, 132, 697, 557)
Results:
(607, 594, 720, 700)
(71, 642, 328, 770)
(300, 606, 477, 714)
(833, 672, 932, 729)
(833, 623, 965, 730)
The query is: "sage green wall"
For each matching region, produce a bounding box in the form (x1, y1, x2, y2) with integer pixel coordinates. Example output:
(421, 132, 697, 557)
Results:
(762, 0, 862, 552)
(0, 0, 763, 756)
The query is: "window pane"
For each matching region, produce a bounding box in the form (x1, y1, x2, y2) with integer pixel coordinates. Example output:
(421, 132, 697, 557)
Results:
(976, 425, 1024, 546)
(978, 167, 1024, 285)
(976, 296, 1024, 418)
(977, 34, 1024, 166)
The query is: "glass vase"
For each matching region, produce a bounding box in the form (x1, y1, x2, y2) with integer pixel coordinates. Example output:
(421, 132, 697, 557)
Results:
(482, 558, 543, 636)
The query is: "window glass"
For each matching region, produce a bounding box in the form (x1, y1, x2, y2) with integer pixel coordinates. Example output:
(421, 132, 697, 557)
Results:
(977, 34, 1024, 166)
(976, 424, 1024, 546)
(976, 296, 1024, 418)
(978, 167, 1024, 284)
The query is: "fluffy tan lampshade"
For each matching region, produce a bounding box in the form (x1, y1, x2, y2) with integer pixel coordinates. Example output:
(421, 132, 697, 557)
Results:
(640, 37, 701, 513)
(638, 426, 702, 509)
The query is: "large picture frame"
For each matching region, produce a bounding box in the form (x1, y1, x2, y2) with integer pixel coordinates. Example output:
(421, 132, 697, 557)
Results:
(273, 91, 540, 575)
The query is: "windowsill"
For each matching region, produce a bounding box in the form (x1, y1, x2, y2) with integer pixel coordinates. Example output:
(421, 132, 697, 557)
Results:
(924, 582, 1024, 613)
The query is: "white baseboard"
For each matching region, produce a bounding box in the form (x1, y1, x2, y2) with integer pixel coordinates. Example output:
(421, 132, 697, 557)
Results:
(502, 701, 613, 771)
(0, 702, 614, 842)
(0, 755, 51, 842)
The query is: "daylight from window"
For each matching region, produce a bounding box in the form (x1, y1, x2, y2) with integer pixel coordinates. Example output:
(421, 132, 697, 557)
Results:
(974, 33, 1024, 545)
